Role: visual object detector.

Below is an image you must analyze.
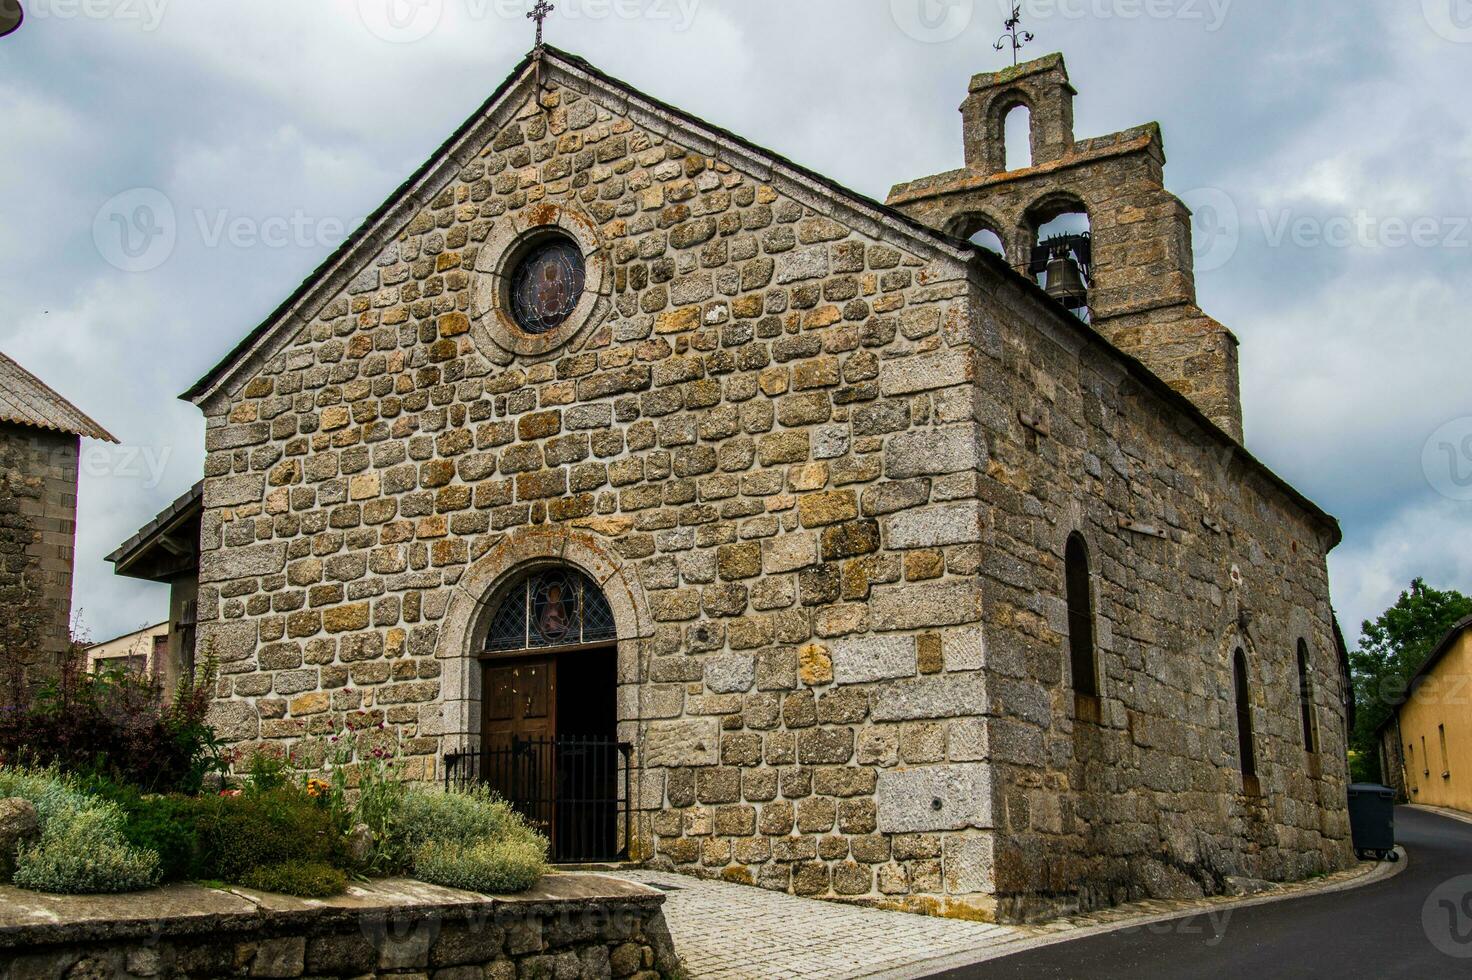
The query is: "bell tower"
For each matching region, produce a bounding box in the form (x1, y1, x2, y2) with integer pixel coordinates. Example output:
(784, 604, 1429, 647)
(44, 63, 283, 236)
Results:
(887, 54, 1243, 442)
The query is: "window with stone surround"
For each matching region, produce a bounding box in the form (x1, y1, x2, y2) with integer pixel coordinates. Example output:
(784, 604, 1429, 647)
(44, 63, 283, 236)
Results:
(1297, 639, 1318, 754)
(1004, 103, 1033, 171)
(483, 568, 616, 654)
(1234, 648, 1259, 794)
(1065, 533, 1098, 701)
(507, 234, 586, 335)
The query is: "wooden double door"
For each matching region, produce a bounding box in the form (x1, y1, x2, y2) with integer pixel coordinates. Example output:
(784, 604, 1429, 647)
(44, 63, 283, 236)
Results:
(480, 652, 624, 862)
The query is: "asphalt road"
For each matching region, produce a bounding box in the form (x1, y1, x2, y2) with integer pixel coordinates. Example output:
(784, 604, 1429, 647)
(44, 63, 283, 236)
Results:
(931, 807, 1472, 979)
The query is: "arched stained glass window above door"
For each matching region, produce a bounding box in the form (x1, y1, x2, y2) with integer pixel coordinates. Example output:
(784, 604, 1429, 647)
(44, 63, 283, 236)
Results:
(483, 568, 617, 653)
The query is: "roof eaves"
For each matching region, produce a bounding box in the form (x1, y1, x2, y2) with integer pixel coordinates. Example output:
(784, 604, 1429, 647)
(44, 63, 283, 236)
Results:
(107, 480, 204, 574)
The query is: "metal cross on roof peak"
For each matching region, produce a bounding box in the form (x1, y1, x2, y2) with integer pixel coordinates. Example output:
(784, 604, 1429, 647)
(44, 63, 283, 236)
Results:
(528, 0, 554, 49)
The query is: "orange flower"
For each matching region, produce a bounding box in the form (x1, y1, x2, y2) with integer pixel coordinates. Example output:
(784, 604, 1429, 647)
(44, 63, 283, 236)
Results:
(306, 778, 331, 798)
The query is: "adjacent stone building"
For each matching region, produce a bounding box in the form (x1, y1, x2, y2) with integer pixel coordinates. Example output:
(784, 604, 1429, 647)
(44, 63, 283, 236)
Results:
(0, 351, 116, 684)
(107, 481, 203, 696)
(154, 47, 1353, 921)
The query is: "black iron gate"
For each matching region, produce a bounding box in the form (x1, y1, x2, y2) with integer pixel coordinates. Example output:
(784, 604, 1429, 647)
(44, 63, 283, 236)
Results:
(444, 735, 632, 864)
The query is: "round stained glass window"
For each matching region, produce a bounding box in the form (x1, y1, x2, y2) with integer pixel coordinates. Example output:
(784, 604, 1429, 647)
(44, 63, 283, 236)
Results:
(508, 237, 586, 335)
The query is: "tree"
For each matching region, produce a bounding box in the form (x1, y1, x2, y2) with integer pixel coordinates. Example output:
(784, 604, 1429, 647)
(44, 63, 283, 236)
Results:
(1349, 579, 1472, 782)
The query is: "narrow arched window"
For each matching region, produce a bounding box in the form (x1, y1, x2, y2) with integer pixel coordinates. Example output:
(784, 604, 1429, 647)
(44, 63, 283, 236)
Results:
(1004, 104, 1033, 171)
(1297, 639, 1318, 753)
(1065, 533, 1098, 698)
(1234, 648, 1258, 789)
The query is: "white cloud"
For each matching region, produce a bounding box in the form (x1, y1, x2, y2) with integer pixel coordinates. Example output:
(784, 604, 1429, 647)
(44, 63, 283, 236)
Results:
(1331, 497, 1472, 640)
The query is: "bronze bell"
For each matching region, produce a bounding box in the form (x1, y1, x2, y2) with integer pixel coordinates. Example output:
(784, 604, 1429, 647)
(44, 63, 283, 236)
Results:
(1044, 253, 1089, 311)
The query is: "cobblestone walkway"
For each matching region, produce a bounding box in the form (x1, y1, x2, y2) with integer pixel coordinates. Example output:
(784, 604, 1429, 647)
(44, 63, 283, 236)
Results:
(608, 870, 1028, 980)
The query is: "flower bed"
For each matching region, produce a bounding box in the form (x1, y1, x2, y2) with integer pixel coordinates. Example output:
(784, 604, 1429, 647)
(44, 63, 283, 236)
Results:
(0, 762, 549, 899)
(0, 654, 548, 901)
(0, 653, 550, 894)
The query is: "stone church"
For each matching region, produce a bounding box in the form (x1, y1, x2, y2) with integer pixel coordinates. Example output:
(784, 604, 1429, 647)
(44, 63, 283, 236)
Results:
(145, 45, 1355, 921)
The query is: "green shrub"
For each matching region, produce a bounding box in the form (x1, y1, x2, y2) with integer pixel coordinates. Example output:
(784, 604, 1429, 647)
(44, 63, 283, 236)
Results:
(240, 860, 348, 898)
(117, 794, 201, 882)
(193, 787, 348, 884)
(0, 766, 160, 894)
(13, 807, 161, 894)
(387, 786, 547, 893)
(411, 836, 547, 894)
(243, 751, 294, 796)
(394, 786, 528, 851)
(0, 650, 226, 794)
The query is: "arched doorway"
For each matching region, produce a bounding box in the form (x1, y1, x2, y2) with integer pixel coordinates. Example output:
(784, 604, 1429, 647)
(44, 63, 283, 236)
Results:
(457, 566, 627, 863)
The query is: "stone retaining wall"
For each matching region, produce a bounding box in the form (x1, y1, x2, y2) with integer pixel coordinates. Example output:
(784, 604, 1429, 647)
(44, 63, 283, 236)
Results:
(0, 875, 678, 980)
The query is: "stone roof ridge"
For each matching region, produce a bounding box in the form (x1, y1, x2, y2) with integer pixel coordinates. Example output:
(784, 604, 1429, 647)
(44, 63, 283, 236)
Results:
(0, 350, 117, 442)
(968, 52, 1074, 93)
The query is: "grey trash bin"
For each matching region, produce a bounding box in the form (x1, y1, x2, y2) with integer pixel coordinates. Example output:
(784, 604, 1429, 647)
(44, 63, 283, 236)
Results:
(1347, 783, 1397, 861)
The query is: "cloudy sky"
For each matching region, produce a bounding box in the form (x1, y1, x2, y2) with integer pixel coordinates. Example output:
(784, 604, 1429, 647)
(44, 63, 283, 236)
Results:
(2, 0, 1470, 646)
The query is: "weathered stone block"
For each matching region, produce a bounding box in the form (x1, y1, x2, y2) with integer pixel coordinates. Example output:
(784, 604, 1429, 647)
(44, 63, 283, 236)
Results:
(644, 719, 719, 767)
(884, 427, 980, 479)
(870, 673, 986, 722)
(830, 635, 917, 685)
(704, 654, 756, 694)
(876, 763, 993, 833)
(883, 503, 983, 549)
(869, 580, 980, 631)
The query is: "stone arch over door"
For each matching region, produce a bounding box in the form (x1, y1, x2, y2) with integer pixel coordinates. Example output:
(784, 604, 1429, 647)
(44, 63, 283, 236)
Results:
(438, 527, 653, 757)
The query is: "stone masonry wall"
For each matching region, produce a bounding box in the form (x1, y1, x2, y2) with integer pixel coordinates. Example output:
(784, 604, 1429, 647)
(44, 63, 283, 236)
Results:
(0, 877, 679, 979)
(969, 268, 1353, 918)
(0, 423, 79, 683)
(189, 54, 1350, 923)
(194, 73, 1001, 918)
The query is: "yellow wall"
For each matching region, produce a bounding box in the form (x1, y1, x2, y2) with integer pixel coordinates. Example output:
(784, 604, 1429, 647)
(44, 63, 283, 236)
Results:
(1398, 630, 1472, 812)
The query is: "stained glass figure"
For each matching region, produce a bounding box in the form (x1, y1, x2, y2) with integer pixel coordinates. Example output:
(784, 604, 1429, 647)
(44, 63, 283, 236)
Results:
(509, 237, 586, 334)
(483, 568, 616, 652)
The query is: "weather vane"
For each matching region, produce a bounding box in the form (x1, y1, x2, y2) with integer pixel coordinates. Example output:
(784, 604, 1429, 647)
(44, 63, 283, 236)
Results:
(994, 2, 1034, 66)
(528, 0, 554, 49)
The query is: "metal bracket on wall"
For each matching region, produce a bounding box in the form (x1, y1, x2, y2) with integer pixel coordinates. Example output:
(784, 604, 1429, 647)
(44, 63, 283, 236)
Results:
(1118, 517, 1170, 540)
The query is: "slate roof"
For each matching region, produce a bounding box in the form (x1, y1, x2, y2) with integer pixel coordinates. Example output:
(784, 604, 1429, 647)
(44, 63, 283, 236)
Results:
(107, 480, 203, 573)
(0, 351, 117, 442)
